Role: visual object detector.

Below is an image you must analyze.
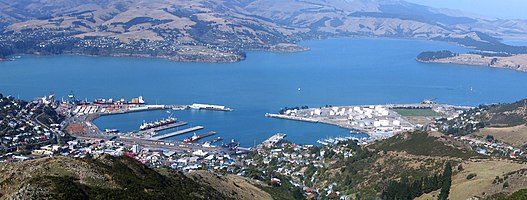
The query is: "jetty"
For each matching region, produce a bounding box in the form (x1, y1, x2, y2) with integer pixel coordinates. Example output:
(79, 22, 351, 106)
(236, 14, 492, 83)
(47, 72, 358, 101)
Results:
(259, 133, 287, 147)
(139, 121, 188, 133)
(151, 126, 204, 140)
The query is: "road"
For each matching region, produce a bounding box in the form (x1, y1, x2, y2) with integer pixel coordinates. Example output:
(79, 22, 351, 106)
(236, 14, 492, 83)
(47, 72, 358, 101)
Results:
(74, 134, 223, 153)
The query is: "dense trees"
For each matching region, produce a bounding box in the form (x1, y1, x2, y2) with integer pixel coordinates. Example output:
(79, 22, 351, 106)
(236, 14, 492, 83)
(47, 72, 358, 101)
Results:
(417, 50, 458, 61)
(438, 162, 452, 200)
(382, 162, 453, 200)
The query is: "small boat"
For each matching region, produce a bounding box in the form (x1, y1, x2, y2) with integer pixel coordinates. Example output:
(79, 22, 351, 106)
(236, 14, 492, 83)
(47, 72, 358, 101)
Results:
(105, 129, 119, 133)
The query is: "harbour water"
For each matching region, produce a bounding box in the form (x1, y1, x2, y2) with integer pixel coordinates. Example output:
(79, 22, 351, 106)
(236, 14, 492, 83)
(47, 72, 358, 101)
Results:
(1, 38, 527, 146)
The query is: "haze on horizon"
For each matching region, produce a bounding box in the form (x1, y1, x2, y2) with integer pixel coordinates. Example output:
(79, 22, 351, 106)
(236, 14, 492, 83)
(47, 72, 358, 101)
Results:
(406, 0, 527, 20)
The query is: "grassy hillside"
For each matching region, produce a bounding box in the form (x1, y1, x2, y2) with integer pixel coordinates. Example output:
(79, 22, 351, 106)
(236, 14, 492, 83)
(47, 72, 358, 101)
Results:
(485, 99, 527, 127)
(0, 156, 233, 200)
(373, 131, 481, 159)
(498, 189, 527, 200)
(310, 132, 481, 199)
(438, 99, 527, 136)
(187, 171, 275, 200)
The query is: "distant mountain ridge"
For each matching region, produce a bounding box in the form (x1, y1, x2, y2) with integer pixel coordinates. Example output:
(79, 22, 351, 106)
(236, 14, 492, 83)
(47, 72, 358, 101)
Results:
(1, 0, 527, 62)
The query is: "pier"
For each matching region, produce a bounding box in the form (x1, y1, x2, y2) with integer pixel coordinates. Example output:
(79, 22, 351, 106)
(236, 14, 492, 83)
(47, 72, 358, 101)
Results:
(151, 126, 204, 140)
(138, 121, 188, 133)
(184, 131, 217, 143)
(259, 133, 287, 148)
(265, 113, 319, 123)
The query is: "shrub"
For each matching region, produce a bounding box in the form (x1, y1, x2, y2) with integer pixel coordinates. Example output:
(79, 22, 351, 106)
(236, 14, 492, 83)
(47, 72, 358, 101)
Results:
(466, 173, 477, 180)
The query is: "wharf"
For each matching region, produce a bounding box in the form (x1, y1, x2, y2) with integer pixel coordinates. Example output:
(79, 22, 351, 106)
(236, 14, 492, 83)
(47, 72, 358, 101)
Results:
(138, 121, 188, 133)
(151, 126, 204, 140)
(190, 131, 216, 141)
(260, 133, 286, 147)
(265, 113, 319, 123)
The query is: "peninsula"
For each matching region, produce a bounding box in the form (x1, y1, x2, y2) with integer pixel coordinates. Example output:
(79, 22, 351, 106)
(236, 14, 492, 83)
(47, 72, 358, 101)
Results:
(416, 32, 527, 72)
(418, 53, 527, 72)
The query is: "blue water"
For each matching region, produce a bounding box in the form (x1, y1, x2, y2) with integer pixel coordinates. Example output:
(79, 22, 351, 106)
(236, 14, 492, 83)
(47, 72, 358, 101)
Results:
(503, 39, 527, 46)
(1, 38, 527, 146)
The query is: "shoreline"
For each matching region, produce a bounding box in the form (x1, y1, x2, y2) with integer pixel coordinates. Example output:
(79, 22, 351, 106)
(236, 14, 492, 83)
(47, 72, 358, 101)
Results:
(0, 43, 310, 64)
(417, 54, 527, 73)
(0, 36, 472, 64)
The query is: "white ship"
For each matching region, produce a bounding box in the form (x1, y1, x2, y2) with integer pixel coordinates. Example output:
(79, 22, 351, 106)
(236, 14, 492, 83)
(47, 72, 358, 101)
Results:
(190, 103, 233, 111)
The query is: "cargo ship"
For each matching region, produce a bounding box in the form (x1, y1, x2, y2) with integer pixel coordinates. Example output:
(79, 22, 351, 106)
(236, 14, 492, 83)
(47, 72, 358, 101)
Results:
(139, 116, 177, 131)
(190, 103, 233, 111)
(183, 131, 216, 143)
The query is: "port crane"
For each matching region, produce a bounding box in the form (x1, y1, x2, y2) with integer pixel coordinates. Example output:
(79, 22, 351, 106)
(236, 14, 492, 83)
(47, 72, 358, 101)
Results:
(68, 91, 77, 105)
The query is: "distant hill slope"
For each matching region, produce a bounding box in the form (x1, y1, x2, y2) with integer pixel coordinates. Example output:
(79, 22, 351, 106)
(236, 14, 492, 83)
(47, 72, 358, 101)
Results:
(372, 131, 480, 158)
(484, 99, 527, 127)
(439, 99, 527, 136)
(1, 0, 527, 62)
(435, 99, 527, 147)
(0, 156, 243, 200)
(307, 131, 481, 198)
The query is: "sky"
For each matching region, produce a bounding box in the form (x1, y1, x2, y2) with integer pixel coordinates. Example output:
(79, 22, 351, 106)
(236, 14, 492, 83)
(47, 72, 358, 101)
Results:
(405, 0, 527, 19)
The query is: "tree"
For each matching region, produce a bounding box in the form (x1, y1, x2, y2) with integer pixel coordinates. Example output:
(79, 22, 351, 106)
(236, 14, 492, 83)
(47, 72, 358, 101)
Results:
(457, 164, 463, 171)
(486, 135, 494, 142)
(438, 162, 452, 200)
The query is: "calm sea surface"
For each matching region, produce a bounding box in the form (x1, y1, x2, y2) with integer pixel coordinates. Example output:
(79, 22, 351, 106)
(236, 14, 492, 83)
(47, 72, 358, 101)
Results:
(1, 38, 527, 146)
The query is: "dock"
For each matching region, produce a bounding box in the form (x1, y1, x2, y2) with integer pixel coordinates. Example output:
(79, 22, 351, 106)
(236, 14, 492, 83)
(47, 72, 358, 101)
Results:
(139, 121, 188, 133)
(184, 131, 217, 143)
(196, 131, 216, 140)
(259, 133, 287, 147)
(265, 113, 319, 123)
(151, 126, 204, 140)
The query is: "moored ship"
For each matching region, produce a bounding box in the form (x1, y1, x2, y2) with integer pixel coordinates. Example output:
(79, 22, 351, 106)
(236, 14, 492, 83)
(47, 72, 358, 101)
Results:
(139, 117, 177, 131)
(190, 103, 233, 111)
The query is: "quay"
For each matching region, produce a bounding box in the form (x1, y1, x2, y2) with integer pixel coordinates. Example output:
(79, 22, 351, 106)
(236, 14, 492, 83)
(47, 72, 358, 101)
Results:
(184, 131, 217, 143)
(75, 135, 221, 153)
(259, 133, 287, 148)
(265, 113, 319, 123)
(151, 126, 204, 140)
(139, 121, 188, 133)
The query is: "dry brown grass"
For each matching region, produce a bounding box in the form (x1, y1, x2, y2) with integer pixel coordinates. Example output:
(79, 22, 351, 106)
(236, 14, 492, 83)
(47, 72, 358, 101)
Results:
(417, 160, 527, 200)
(187, 171, 272, 200)
(432, 54, 527, 72)
(473, 125, 527, 147)
(66, 123, 86, 135)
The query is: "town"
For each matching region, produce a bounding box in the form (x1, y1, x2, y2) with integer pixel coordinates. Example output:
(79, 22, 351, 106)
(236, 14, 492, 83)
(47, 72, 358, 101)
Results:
(2, 92, 527, 199)
(0, 28, 244, 63)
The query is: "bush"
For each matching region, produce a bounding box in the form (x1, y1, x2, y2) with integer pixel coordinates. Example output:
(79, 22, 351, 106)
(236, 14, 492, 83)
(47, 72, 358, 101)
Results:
(466, 173, 477, 180)
(417, 50, 458, 61)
